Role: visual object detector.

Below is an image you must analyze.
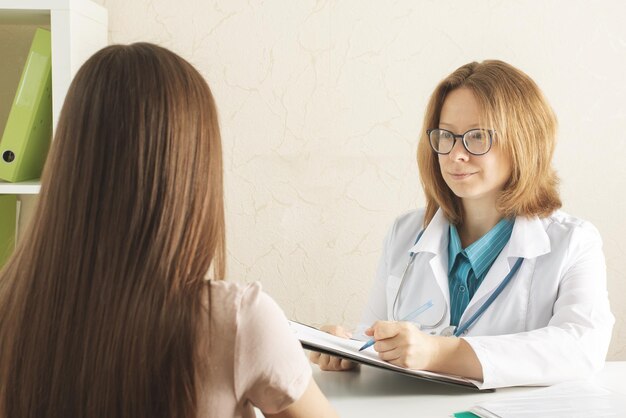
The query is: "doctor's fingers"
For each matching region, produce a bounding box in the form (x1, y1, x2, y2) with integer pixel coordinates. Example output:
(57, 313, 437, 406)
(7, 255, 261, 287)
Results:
(371, 320, 418, 340)
(316, 353, 356, 371)
(374, 338, 429, 369)
(373, 325, 427, 356)
(372, 336, 403, 354)
(309, 350, 321, 364)
(379, 348, 426, 370)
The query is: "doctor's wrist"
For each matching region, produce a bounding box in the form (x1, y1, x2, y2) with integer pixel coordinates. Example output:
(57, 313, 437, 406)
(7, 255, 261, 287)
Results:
(427, 336, 484, 381)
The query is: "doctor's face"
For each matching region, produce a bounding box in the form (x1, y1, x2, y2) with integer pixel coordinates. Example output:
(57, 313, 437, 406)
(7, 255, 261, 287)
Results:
(437, 87, 512, 206)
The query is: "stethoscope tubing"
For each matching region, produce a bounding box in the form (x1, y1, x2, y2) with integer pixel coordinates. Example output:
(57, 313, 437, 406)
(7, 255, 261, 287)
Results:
(392, 228, 524, 337)
(452, 257, 523, 336)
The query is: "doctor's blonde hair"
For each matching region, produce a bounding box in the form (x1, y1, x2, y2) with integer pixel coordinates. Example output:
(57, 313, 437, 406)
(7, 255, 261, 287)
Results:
(417, 60, 562, 226)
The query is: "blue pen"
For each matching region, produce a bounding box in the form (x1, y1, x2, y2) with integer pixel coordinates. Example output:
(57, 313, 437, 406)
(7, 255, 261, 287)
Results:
(358, 299, 434, 351)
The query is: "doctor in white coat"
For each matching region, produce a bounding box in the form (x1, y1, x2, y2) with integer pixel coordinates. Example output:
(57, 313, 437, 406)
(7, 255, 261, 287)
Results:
(310, 60, 614, 389)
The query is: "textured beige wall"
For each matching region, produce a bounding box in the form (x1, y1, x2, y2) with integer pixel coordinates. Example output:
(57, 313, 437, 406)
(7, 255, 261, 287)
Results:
(95, 0, 626, 360)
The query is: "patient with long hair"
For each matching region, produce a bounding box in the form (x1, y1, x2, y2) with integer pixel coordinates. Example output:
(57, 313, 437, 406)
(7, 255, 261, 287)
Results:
(0, 43, 336, 418)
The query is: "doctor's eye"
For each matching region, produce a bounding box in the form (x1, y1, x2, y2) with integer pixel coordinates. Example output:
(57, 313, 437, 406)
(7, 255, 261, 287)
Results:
(463, 129, 492, 155)
(428, 129, 454, 153)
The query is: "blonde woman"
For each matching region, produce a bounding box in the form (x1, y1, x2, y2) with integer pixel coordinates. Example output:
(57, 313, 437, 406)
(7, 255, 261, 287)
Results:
(0, 43, 336, 418)
(311, 60, 614, 389)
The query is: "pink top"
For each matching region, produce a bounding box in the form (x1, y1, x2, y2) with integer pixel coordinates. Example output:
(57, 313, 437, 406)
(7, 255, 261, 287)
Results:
(196, 280, 311, 417)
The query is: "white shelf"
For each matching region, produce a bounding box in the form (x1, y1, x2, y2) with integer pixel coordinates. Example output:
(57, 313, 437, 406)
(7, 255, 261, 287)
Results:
(0, 0, 107, 197)
(0, 180, 41, 194)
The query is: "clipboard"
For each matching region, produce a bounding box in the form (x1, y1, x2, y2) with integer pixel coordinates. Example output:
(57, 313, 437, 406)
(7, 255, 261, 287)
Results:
(290, 320, 490, 391)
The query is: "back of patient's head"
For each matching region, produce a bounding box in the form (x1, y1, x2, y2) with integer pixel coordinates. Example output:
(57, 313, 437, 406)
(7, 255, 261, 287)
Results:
(0, 43, 225, 418)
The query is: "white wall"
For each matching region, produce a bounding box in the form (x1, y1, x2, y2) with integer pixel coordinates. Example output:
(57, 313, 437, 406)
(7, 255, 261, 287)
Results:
(96, 0, 626, 360)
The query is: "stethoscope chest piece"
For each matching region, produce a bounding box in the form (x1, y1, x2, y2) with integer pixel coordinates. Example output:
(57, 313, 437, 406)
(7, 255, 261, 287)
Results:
(439, 325, 457, 337)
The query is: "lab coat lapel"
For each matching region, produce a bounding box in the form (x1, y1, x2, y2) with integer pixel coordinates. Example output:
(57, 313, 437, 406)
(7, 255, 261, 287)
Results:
(466, 215, 551, 311)
(409, 209, 450, 307)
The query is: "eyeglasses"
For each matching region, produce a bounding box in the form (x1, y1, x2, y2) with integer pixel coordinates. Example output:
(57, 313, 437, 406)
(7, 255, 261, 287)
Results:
(427, 128, 495, 156)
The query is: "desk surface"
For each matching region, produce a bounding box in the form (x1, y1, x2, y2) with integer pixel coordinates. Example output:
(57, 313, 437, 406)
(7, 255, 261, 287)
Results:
(304, 362, 626, 418)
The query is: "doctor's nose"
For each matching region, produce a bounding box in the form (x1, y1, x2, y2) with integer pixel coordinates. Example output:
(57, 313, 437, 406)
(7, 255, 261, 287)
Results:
(447, 138, 470, 162)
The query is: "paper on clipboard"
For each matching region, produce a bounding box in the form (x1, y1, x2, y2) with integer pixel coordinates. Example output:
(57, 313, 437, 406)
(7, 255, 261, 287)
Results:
(289, 320, 486, 391)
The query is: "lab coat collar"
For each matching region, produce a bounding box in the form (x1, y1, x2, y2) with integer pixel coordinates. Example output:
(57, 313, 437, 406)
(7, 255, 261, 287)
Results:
(506, 215, 551, 259)
(408, 210, 551, 260)
(408, 208, 449, 256)
(408, 209, 451, 307)
(465, 214, 551, 314)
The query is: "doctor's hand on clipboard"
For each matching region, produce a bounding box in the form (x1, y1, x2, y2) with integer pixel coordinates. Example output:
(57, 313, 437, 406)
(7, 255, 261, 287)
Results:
(308, 321, 435, 371)
(308, 325, 358, 371)
(308, 321, 434, 372)
(363, 321, 435, 369)
(310, 320, 483, 381)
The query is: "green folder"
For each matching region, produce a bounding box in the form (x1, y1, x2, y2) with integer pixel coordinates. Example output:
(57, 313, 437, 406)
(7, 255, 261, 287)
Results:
(0, 195, 17, 268)
(0, 28, 52, 182)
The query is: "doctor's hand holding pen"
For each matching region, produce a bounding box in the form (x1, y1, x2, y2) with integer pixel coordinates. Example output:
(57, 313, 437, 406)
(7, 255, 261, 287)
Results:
(309, 301, 483, 377)
(363, 321, 482, 379)
(307, 321, 434, 371)
(309, 321, 483, 380)
(363, 321, 435, 369)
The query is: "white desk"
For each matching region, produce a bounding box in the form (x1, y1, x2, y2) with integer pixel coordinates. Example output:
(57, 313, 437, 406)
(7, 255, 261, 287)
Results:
(303, 362, 626, 418)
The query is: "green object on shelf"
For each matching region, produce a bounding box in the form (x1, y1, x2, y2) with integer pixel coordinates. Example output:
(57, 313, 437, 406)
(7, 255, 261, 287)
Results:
(0, 194, 17, 268)
(0, 28, 52, 183)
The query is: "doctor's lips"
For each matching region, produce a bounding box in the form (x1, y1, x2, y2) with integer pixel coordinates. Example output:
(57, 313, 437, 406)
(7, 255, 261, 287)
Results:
(448, 171, 476, 180)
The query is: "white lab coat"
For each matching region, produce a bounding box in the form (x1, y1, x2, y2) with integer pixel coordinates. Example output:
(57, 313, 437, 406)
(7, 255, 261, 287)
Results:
(358, 208, 614, 389)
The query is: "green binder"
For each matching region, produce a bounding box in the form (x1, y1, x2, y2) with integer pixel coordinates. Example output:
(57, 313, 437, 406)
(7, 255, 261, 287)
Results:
(0, 195, 17, 268)
(0, 28, 52, 182)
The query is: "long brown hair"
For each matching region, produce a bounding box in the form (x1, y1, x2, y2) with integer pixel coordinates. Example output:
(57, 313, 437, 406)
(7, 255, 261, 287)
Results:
(417, 60, 561, 226)
(0, 43, 225, 418)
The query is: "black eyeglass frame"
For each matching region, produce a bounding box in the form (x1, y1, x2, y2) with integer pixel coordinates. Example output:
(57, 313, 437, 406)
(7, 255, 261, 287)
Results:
(426, 128, 496, 156)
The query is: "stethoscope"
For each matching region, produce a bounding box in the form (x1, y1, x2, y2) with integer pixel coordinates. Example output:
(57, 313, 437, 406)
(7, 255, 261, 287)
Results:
(391, 229, 524, 337)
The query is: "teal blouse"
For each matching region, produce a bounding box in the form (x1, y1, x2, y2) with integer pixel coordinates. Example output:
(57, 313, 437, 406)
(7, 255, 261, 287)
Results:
(448, 219, 514, 326)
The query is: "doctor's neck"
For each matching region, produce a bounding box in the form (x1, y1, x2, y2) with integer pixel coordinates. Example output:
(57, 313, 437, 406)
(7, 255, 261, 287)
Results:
(458, 197, 504, 248)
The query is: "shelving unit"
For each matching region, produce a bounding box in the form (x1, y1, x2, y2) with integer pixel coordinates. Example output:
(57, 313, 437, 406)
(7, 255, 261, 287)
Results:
(0, 180, 40, 194)
(0, 0, 107, 237)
